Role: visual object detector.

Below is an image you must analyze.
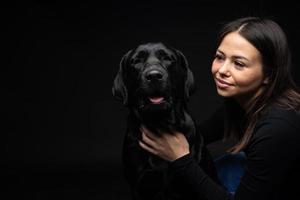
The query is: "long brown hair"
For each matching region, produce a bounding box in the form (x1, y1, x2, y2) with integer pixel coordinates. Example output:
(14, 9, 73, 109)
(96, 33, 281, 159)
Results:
(216, 17, 300, 153)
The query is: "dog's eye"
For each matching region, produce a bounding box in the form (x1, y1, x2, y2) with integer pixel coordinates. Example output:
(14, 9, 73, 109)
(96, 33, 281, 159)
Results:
(131, 58, 142, 64)
(137, 50, 148, 58)
(163, 55, 172, 61)
(157, 50, 173, 61)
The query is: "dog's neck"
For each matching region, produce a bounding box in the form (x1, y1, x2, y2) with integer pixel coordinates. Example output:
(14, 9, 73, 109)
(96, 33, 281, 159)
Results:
(128, 101, 195, 140)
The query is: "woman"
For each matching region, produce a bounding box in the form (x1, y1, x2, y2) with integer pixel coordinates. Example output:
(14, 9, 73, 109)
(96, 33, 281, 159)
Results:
(139, 17, 300, 199)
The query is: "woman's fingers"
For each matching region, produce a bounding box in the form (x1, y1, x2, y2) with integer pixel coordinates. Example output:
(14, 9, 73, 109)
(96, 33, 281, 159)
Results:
(139, 126, 190, 161)
(139, 126, 163, 155)
(138, 141, 157, 155)
(140, 130, 157, 148)
(140, 125, 159, 140)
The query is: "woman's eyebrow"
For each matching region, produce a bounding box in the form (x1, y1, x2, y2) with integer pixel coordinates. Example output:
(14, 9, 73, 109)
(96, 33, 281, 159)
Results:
(232, 55, 250, 62)
(217, 50, 250, 61)
(216, 50, 224, 55)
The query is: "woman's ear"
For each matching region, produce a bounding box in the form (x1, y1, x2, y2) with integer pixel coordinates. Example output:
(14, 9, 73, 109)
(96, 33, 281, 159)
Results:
(263, 76, 269, 85)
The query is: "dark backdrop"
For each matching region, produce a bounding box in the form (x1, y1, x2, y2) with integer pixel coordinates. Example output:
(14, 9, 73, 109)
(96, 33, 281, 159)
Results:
(4, 1, 300, 199)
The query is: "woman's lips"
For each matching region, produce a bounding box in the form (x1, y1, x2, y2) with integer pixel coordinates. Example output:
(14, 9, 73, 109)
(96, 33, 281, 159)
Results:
(215, 78, 233, 89)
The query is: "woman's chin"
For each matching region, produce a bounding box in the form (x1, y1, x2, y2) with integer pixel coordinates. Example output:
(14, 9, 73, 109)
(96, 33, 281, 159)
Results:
(216, 88, 234, 98)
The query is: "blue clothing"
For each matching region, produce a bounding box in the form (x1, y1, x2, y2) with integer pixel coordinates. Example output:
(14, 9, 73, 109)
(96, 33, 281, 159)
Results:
(214, 151, 246, 195)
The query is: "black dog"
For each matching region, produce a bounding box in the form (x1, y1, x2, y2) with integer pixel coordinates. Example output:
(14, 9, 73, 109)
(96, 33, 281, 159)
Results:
(112, 43, 217, 199)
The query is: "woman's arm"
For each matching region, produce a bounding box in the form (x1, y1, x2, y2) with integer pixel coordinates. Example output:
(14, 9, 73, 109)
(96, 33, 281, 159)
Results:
(139, 116, 299, 200)
(139, 126, 232, 199)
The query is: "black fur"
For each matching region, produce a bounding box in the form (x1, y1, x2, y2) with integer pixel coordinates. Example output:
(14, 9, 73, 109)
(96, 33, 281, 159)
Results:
(112, 43, 217, 199)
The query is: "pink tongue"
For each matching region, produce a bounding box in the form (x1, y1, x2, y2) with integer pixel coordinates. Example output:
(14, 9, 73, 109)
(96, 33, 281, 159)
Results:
(149, 97, 164, 104)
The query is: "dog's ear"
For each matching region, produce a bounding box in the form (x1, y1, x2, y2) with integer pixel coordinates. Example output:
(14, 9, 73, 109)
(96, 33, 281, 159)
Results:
(175, 50, 196, 101)
(112, 50, 132, 105)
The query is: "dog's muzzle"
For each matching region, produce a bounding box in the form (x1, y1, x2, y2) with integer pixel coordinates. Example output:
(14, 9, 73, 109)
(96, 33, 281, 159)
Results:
(141, 63, 169, 103)
(142, 63, 168, 82)
(135, 63, 172, 113)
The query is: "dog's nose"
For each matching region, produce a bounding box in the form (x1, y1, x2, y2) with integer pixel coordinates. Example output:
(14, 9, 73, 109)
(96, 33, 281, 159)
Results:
(146, 70, 163, 81)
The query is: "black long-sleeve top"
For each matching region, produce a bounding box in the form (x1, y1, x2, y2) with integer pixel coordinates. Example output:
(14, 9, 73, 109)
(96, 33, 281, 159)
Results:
(169, 106, 300, 200)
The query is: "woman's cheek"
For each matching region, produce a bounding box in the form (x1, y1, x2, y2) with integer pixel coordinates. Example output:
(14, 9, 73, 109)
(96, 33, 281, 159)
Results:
(211, 61, 220, 75)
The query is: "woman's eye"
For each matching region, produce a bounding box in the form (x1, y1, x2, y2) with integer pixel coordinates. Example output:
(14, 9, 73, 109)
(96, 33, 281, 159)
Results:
(214, 54, 224, 61)
(234, 61, 245, 68)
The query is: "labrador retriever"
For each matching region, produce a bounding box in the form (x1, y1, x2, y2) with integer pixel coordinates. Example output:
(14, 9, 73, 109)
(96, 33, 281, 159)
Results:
(112, 42, 217, 199)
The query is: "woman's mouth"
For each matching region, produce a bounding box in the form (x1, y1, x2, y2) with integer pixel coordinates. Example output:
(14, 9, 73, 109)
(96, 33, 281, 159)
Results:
(215, 78, 233, 89)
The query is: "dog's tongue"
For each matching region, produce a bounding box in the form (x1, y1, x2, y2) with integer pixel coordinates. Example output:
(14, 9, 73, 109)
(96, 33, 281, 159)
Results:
(149, 97, 164, 104)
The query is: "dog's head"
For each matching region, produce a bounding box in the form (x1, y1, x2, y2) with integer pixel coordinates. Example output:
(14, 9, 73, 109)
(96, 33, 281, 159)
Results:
(112, 42, 195, 114)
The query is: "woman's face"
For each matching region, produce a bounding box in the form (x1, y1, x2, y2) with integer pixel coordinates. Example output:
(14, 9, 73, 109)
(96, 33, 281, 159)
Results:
(211, 31, 268, 108)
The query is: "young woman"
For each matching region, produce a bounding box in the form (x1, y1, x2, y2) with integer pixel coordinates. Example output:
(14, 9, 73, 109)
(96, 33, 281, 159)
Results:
(139, 17, 300, 199)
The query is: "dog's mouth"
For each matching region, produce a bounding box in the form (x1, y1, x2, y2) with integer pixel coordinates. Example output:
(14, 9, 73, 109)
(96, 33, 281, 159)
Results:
(148, 96, 165, 104)
(136, 83, 172, 113)
(137, 92, 172, 113)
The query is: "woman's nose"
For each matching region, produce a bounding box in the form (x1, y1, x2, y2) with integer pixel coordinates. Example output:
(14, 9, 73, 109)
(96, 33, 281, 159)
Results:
(218, 61, 231, 77)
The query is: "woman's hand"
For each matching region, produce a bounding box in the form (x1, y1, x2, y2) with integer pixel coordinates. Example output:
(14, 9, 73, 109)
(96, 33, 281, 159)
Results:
(139, 126, 190, 162)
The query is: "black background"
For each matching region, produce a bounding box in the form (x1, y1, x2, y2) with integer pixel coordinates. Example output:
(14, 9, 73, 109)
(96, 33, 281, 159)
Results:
(4, 1, 300, 199)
